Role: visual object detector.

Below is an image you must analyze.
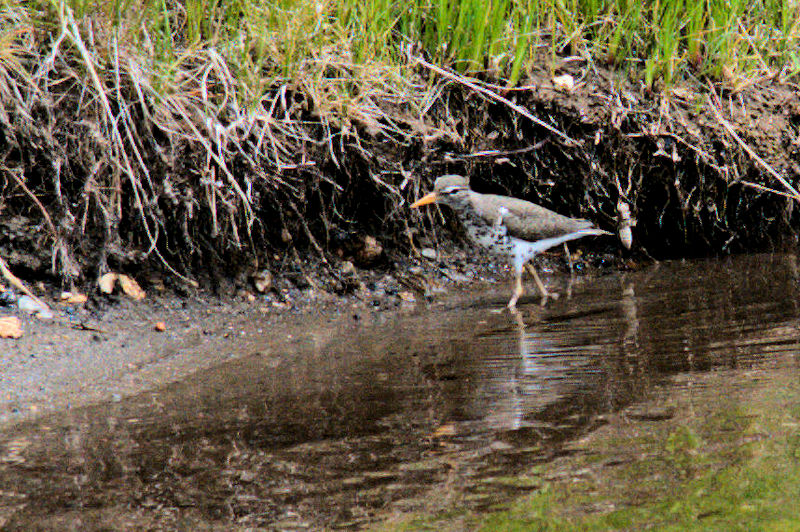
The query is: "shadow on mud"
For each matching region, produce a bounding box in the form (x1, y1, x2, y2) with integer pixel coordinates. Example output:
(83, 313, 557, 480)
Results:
(1, 254, 799, 529)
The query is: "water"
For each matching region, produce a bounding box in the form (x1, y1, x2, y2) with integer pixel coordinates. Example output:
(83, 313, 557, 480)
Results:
(1, 254, 800, 529)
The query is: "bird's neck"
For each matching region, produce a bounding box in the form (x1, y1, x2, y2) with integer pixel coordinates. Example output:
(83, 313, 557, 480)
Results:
(449, 192, 501, 236)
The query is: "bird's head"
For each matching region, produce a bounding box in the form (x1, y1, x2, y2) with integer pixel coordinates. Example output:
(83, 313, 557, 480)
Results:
(410, 175, 471, 210)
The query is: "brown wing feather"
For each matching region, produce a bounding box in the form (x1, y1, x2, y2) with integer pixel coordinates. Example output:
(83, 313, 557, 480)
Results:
(472, 193, 596, 241)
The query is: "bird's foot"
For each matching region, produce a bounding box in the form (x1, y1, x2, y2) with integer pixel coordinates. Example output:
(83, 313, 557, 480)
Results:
(537, 285, 559, 301)
(538, 291, 559, 306)
(506, 291, 558, 310)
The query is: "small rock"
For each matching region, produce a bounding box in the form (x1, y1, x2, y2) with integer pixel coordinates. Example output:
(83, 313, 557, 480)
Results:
(117, 274, 145, 301)
(420, 247, 437, 260)
(35, 308, 54, 320)
(489, 440, 514, 451)
(398, 291, 416, 303)
(252, 270, 273, 293)
(552, 73, 575, 91)
(154, 321, 167, 332)
(17, 296, 50, 317)
(98, 272, 118, 294)
(430, 424, 456, 438)
(239, 470, 257, 483)
(17, 296, 38, 313)
(355, 235, 383, 265)
(60, 291, 88, 304)
(447, 272, 472, 284)
(340, 260, 356, 276)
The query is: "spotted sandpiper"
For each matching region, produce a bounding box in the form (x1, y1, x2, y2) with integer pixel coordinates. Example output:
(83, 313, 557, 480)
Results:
(411, 175, 611, 308)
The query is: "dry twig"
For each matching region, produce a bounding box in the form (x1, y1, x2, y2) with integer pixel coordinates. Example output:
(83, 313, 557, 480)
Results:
(411, 53, 578, 146)
(707, 94, 800, 203)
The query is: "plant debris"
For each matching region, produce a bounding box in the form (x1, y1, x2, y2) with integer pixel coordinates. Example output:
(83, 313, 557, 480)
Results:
(98, 273, 146, 300)
(0, 316, 23, 339)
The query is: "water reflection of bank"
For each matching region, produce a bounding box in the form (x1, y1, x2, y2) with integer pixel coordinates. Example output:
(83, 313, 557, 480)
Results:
(1, 254, 800, 529)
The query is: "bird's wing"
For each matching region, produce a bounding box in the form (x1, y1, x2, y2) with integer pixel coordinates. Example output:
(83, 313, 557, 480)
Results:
(479, 194, 596, 241)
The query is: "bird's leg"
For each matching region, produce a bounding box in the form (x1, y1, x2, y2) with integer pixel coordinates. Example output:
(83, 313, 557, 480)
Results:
(524, 262, 559, 302)
(507, 270, 523, 309)
(562, 243, 574, 298)
(524, 263, 548, 298)
(563, 243, 574, 273)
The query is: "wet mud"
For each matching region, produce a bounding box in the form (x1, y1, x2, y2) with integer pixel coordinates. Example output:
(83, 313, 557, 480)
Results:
(2, 254, 800, 529)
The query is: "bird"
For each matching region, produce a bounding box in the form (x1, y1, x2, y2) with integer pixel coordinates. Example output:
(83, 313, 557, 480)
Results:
(410, 175, 611, 309)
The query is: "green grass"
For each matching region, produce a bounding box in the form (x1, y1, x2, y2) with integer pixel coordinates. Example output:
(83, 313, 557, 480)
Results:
(477, 454, 800, 531)
(3, 0, 799, 97)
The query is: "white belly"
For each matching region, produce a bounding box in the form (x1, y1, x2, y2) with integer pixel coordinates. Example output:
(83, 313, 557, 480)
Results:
(466, 223, 601, 274)
(458, 207, 605, 274)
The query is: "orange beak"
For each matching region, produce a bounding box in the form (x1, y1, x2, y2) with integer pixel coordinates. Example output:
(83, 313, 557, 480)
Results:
(410, 192, 437, 209)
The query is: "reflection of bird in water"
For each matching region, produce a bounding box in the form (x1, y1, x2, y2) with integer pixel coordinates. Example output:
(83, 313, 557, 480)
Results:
(462, 279, 643, 436)
(475, 309, 597, 433)
(411, 175, 611, 308)
(620, 280, 640, 352)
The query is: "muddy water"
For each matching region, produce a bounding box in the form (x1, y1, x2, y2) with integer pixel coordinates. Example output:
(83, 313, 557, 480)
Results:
(1, 254, 800, 529)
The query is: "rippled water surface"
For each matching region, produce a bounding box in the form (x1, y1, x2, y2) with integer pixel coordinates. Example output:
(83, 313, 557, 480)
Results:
(2, 254, 800, 529)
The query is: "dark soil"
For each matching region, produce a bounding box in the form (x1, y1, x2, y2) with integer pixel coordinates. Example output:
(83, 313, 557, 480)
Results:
(2, 55, 799, 296)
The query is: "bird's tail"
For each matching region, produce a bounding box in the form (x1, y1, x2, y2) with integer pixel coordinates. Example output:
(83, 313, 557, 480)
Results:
(520, 227, 610, 254)
(580, 227, 613, 237)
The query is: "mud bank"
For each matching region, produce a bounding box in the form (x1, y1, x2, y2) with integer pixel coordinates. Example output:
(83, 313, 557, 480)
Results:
(2, 47, 799, 296)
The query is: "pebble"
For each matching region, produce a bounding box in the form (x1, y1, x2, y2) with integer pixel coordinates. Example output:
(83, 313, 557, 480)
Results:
(252, 270, 273, 293)
(340, 261, 356, 275)
(35, 308, 54, 320)
(16, 296, 39, 313)
(17, 296, 54, 320)
(420, 247, 437, 260)
(398, 291, 416, 303)
(447, 272, 472, 284)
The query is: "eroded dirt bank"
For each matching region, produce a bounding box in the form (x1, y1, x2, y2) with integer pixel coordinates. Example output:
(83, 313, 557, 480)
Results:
(2, 53, 800, 297)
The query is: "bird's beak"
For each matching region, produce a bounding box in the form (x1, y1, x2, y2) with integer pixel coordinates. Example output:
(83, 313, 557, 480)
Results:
(410, 192, 437, 209)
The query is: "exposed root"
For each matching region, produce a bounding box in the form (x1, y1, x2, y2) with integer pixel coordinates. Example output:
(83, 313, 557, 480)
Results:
(0, 255, 51, 313)
(411, 53, 577, 146)
(707, 93, 800, 203)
